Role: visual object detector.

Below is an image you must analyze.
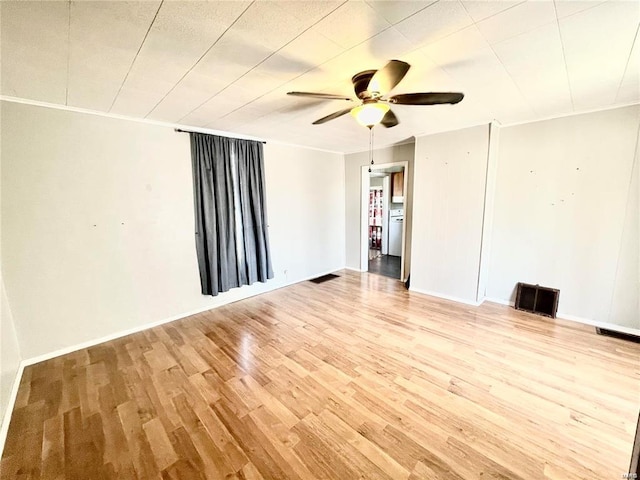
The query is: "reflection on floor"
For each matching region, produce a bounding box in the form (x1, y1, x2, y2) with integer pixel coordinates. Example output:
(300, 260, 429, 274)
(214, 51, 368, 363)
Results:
(368, 253, 401, 279)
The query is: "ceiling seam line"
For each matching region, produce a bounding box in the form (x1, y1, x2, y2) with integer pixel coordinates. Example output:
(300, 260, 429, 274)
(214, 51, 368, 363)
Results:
(210, 0, 470, 125)
(614, 23, 639, 103)
(65, 1, 71, 106)
(363, 0, 440, 26)
(473, 21, 539, 118)
(461, 0, 526, 24)
(143, 0, 257, 118)
(107, 0, 165, 113)
(199, 0, 528, 128)
(209, 27, 408, 125)
(176, 0, 351, 124)
(552, 0, 574, 111)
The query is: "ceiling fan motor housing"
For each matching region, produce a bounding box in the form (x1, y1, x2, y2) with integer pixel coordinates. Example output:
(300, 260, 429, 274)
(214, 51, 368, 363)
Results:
(352, 70, 377, 99)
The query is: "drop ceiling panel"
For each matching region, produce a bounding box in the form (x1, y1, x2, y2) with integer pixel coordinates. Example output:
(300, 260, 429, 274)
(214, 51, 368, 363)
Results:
(109, 2, 251, 117)
(271, 0, 345, 27)
(312, 0, 392, 49)
(145, 72, 230, 122)
(231, 1, 320, 51)
(393, 0, 474, 48)
(476, 0, 556, 45)
(108, 85, 166, 118)
(227, 70, 285, 101)
(343, 27, 416, 66)
(560, 1, 640, 108)
(365, 0, 437, 25)
(67, 1, 161, 111)
(615, 28, 640, 104)
(554, 0, 608, 19)
(460, 1, 524, 22)
(492, 23, 573, 116)
(1, 2, 69, 103)
(255, 29, 344, 82)
(122, 31, 270, 119)
(1, 0, 638, 153)
(421, 25, 490, 67)
(117, 1, 251, 97)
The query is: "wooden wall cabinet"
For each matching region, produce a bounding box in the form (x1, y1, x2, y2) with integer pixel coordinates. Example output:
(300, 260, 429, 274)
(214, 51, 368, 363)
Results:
(392, 171, 404, 198)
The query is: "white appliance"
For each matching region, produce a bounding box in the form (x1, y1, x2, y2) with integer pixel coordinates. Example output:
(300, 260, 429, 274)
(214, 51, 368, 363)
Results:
(388, 208, 403, 257)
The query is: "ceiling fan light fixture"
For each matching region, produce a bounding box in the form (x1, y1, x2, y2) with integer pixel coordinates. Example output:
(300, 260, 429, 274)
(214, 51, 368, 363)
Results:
(351, 103, 390, 127)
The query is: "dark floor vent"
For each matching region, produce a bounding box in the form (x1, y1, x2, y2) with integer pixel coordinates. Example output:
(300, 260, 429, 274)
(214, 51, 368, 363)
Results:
(515, 282, 559, 318)
(596, 328, 640, 344)
(309, 273, 340, 284)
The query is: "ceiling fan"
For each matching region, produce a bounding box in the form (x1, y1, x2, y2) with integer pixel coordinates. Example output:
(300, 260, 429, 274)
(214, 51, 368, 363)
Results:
(287, 60, 464, 129)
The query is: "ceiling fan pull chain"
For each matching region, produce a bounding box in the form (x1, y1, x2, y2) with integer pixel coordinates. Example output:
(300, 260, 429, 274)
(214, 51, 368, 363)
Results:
(368, 126, 374, 172)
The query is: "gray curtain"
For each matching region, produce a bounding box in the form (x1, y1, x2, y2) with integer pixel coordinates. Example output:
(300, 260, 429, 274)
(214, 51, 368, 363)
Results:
(190, 133, 273, 296)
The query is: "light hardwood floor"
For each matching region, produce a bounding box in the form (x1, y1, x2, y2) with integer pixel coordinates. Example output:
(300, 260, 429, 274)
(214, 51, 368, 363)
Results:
(1, 270, 638, 479)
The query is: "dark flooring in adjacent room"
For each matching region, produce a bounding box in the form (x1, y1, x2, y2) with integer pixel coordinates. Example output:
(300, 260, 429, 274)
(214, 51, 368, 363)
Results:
(368, 253, 401, 279)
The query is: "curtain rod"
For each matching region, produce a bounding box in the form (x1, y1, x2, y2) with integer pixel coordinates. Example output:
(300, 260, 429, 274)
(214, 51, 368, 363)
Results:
(174, 128, 266, 144)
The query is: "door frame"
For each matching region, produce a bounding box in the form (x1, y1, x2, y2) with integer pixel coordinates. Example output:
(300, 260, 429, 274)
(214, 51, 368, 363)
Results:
(360, 160, 409, 280)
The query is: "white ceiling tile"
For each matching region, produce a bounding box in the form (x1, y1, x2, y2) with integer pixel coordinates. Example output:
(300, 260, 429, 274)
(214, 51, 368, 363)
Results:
(554, 0, 608, 19)
(108, 85, 168, 118)
(228, 70, 285, 100)
(476, 0, 556, 45)
(67, 1, 161, 111)
(2, 0, 636, 153)
(145, 70, 231, 122)
(66, 79, 124, 113)
(394, 0, 474, 48)
(460, 1, 524, 23)
(113, 1, 250, 115)
(343, 27, 416, 65)
(365, 0, 438, 25)
(492, 23, 572, 115)
(615, 28, 640, 104)
(1, 2, 69, 103)
(255, 29, 344, 81)
(560, 0, 639, 107)
(271, 0, 345, 24)
(571, 78, 622, 109)
(421, 25, 491, 67)
(230, 1, 318, 51)
(615, 77, 640, 105)
(181, 96, 244, 127)
(312, 0, 392, 49)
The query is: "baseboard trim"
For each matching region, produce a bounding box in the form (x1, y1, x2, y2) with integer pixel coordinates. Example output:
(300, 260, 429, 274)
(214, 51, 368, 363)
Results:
(484, 298, 640, 336)
(557, 313, 640, 337)
(23, 267, 344, 367)
(0, 361, 26, 460)
(344, 266, 364, 272)
(484, 297, 514, 306)
(408, 287, 484, 307)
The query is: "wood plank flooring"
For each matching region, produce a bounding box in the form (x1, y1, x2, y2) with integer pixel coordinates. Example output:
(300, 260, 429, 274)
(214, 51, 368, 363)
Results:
(1, 270, 639, 479)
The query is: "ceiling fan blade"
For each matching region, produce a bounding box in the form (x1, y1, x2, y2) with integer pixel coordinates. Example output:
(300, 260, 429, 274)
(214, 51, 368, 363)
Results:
(381, 109, 399, 128)
(368, 60, 411, 96)
(287, 91, 353, 101)
(312, 107, 353, 125)
(389, 92, 464, 105)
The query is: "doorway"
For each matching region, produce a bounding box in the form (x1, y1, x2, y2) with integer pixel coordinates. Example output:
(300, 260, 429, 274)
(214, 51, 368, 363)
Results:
(361, 161, 408, 280)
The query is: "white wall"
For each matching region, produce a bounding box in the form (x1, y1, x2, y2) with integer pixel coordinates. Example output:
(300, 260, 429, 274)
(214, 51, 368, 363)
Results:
(487, 105, 640, 328)
(344, 142, 414, 275)
(1, 101, 345, 359)
(1, 274, 21, 427)
(609, 143, 639, 329)
(411, 125, 491, 304)
(476, 123, 501, 302)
